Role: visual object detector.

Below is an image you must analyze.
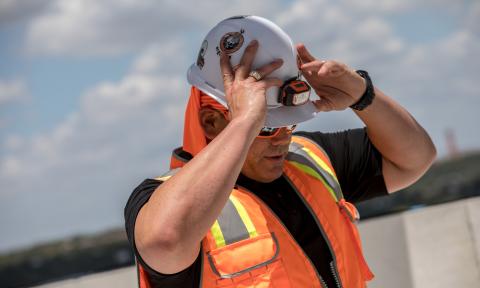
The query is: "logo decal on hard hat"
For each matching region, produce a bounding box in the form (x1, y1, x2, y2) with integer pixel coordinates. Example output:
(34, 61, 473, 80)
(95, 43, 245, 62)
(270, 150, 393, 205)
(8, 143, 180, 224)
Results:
(219, 30, 244, 54)
(196, 40, 208, 69)
(187, 16, 318, 127)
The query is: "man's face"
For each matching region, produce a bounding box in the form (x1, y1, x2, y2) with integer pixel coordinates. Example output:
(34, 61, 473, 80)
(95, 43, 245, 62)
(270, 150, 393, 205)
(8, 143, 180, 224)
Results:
(199, 108, 292, 183)
(241, 128, 293, 183)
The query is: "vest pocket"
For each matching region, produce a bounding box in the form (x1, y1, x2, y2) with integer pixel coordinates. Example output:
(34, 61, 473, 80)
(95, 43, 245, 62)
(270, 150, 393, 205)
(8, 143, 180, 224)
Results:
(207, 232, 292, 287)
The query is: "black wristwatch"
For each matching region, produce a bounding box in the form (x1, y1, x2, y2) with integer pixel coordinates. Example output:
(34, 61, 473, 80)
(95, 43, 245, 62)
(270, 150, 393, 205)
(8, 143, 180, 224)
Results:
(350, 70, 375, 111)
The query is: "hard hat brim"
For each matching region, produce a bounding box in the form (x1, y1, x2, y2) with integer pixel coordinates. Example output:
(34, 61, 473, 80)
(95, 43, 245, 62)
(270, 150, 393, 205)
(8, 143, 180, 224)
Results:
(187, 64, 318, 128)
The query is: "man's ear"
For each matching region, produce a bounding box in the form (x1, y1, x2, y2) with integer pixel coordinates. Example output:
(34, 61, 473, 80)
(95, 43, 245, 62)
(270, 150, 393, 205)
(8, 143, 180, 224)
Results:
(199, 108, 229, 140)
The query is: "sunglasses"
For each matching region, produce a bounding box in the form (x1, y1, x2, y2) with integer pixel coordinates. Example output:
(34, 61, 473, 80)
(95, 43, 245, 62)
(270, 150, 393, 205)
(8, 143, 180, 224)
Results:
(216, 107, 296, 138)
(258, 125, 296, 138)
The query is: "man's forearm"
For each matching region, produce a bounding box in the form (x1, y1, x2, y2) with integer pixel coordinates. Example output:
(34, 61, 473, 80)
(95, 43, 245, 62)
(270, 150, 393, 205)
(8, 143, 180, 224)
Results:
(354, 88, 436, 192)
(136, 118, 258, 249)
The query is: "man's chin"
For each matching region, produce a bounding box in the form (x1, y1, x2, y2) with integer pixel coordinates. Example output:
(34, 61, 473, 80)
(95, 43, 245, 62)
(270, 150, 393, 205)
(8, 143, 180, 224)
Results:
(243, 157, 285, 183)
(256, 166, 284, 183)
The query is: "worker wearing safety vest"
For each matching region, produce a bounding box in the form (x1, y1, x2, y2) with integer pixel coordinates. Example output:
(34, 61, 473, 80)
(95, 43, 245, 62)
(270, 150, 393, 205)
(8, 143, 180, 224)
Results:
(125, 16, 436, 288)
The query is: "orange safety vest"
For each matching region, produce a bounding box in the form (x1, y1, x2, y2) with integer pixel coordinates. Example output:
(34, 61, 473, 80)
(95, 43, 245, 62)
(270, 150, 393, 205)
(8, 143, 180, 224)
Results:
(137, 136, 374, 288)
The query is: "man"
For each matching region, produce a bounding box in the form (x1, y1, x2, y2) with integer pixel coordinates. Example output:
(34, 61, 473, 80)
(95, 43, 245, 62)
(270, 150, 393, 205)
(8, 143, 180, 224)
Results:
(125, 16, 436, 287)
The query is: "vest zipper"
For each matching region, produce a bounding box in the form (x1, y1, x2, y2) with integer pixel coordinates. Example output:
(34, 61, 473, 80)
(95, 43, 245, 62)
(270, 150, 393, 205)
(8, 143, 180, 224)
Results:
(283, 175, 343, 288)
(320, 276, 329, 288)
(236, 185, 328, 288)
(330, 261, 341, 288)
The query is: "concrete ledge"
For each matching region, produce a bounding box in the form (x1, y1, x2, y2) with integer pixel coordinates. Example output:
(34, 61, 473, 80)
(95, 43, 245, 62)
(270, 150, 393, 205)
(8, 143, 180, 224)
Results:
(360, 197, 480, 288)
(36, 197, 480, 288)
(35, 266, 137, 288)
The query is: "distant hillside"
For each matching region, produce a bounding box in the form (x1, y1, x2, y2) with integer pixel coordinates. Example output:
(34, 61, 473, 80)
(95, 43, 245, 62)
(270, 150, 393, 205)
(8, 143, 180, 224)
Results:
(1, 151, 480, 287)
(356, 151, 480, 218)
(0, 229, 133, 287)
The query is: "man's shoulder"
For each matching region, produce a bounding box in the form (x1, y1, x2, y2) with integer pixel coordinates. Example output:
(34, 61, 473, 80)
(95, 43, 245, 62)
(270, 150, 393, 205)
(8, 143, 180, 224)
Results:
(294, 128, 366, 141)
(293, 128, 368, 155)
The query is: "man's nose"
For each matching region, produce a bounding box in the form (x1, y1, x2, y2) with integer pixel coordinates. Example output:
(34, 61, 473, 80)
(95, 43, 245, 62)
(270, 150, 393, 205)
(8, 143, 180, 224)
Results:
(270, 127, 292, 146)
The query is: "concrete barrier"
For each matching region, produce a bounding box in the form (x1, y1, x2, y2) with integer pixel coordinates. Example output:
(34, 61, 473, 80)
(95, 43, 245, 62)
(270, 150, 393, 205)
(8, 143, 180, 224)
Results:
(362, 196, 480, 288)
(36, 197, 480, 288)
(34, 267, 137, 288)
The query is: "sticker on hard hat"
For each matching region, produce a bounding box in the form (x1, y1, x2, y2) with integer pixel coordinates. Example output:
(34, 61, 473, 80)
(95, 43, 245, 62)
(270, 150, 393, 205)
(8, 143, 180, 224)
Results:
(279, 78, 311, 106)
(196, 40, 208, 69)
(219, 31, 245, 54)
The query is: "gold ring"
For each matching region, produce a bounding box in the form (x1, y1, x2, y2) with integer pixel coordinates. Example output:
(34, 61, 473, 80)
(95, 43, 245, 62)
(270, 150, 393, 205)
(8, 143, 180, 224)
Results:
(248, 70, 262, 81)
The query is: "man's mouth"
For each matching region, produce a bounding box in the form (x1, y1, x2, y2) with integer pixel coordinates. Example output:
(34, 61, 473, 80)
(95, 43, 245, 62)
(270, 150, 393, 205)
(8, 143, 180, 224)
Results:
(264, 152, 287, 161)
(265, 155, 283, 160)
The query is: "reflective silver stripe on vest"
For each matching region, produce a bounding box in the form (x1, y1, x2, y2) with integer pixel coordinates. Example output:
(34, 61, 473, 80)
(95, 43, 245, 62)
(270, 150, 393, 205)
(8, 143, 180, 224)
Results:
(216, 198, 250, 245)
(293, 135, 333, 165)
(154, 167, 181, 181)
(162, 167, 181, 178)
(288, 142, 344, 201)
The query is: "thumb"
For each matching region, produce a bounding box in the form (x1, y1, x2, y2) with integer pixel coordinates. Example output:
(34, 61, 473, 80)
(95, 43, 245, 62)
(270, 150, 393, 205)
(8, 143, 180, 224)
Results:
(300, 60, 326, 73)
(296, 43, 316, 63)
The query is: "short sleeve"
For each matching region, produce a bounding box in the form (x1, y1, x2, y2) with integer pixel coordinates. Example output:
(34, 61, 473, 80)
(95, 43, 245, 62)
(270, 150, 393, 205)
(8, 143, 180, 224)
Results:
(124, 179, 201, 287)
(294, 128, 388, 203)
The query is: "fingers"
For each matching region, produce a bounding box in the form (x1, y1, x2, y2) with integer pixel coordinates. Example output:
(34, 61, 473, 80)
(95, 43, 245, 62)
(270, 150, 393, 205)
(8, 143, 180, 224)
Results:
(296, 43, 316, 63)
(258, 59, 283, 77)
(300, 60, 326, 73)
(221, 39, 283, 92)
(261, 78, 284, 89)
(220, 52, 234, 91)
(301, 60, 348, 78)
(246, 58, 283, 83)
(236, 40, 258, 78)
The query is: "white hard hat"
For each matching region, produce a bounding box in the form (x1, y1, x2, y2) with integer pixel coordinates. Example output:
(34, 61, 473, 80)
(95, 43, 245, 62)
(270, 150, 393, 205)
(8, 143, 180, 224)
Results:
(187, 15, 317, 128)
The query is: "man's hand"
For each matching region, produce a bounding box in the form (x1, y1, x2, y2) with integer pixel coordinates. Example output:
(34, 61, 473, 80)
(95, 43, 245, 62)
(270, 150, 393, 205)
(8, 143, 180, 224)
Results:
(296, 44, 436, 193)
(220, 40, 283, 132)
(296, 43, 366, 112)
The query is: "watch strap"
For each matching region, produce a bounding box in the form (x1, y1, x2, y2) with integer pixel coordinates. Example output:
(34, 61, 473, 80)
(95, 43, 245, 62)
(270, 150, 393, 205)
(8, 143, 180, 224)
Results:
(350, 70, 375, 111)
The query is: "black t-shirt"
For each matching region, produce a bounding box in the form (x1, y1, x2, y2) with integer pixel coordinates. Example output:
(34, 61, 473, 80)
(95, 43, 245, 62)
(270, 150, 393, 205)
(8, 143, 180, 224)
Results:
(124, 128, 387, 287)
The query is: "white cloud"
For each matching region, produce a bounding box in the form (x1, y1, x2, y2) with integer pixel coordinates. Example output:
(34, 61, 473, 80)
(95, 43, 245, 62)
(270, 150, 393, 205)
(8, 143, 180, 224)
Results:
(3, 135, 25, 151)
(131, 40, 188, 74)
(25, 0, 281, 56)
(1, 0, 479, 252)
(0, 41, 188, 251)
(389, 28, 480, 154)
(0, 79, 29, 105)
(0, 0, 51, 26)
(339, 0, 467, 14)
(276, 1, 406, 70)
(465, 1, 480, 33)
(275, 0, 480, 156)
(342, 0, 409, 13)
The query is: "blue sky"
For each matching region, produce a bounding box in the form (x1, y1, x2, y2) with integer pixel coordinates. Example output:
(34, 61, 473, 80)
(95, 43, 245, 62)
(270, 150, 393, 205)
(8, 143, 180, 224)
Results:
(1, 0, 479, 252)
